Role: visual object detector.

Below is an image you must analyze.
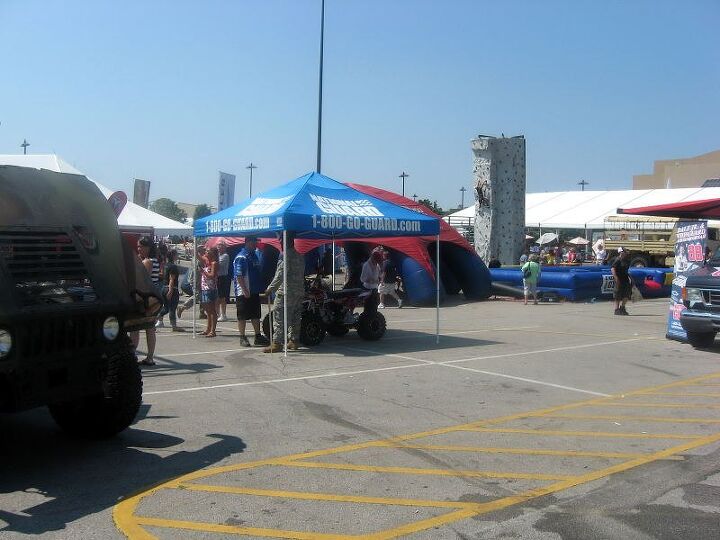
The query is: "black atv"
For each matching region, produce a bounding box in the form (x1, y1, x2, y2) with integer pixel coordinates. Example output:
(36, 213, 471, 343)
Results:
(262, 274, 387, 346)
(0, 166, 160, 438)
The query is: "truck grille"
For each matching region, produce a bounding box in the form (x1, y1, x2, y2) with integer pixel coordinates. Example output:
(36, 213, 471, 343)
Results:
(17, 315, 100, 358)
(702, 290, 720, 306)
(0, 230, 96, 306)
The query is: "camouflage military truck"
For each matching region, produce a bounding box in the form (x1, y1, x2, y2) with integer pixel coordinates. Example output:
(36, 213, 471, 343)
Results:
(0, 165, 159, 437)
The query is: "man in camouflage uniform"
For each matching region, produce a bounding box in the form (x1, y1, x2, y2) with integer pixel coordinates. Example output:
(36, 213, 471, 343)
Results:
(264, 232, 305, 352)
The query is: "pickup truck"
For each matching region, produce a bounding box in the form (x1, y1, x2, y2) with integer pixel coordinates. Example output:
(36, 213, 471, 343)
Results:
(681, 262, 720, 348)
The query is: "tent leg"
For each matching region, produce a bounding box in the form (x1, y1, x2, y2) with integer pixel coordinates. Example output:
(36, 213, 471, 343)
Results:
(436, 234, 440, 345)
(192, 236, 197, 339)
(331, 238, 335, 291)
(283, 230, 288, 358)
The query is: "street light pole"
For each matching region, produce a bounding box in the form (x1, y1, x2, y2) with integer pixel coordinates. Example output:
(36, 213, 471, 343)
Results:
(21, 139, 29, 155)
(246, 163, 257, 197)
(399, 171, 409, 197)
(460, 186, 467, 208)
(316, 0, 325, 174)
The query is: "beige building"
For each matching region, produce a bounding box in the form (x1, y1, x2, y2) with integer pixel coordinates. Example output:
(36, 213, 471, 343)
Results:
(177, 202, 217, 220)
(633, 149, 720, 189)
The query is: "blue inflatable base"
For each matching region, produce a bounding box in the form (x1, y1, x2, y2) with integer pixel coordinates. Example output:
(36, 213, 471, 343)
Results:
(489, 266, 672, 301)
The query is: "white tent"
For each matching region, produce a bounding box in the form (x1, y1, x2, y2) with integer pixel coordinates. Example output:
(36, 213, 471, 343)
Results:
(445, 187, 720, 229)
(0, 154, 192, 236)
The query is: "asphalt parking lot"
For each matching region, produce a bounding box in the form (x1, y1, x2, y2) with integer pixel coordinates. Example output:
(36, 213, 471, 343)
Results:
(2, 296, 720, 539)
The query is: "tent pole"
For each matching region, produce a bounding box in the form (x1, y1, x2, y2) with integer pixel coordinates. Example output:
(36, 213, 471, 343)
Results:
(331, 237, 335, 291)
(192, 236, 197, 339)
(283, 230, 288, 357)
(436, 234, 440, 344)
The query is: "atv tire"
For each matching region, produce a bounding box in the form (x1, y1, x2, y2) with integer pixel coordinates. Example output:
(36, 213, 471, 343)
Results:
(356, 311, 386, 341)
(48, 339, 142, 438)
(687, 331, 716, 349)
(300, 311, 326, 346)
(326, 323, 350, 337)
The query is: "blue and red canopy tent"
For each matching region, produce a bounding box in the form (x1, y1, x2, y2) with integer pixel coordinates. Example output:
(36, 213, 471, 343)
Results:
(194, 172, 442, 351)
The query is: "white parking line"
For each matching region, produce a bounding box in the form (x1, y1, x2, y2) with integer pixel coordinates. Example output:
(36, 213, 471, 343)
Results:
(143, 337, 643, 396)
(442, 363, 611, 396)
(144, 363, 434, 395)
(442, 338, 650, 366)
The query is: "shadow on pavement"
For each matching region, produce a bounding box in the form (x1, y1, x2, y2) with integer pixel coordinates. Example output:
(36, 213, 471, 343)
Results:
(311, 328, 501, 355)
(0, 405, 245, 535)
(134, 354, 223, 379)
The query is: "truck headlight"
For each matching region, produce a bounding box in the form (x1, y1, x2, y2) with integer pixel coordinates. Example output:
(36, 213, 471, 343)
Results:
(683, 287, 704, 306)
(0, 328, 12, 359)
(102, 316, 120, 341)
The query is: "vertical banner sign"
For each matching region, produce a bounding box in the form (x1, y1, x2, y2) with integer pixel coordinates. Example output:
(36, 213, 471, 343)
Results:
(218, 171, 236, 211)
(133, 179, 151, 208)
(667, 220, 707, 341)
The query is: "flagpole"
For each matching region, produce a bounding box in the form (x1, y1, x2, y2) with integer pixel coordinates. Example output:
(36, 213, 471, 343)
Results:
(316, 0, 325, 173)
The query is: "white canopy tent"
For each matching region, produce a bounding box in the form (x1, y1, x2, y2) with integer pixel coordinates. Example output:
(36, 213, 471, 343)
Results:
(0, 154, 192, 236)
(446, 187, 720, 230)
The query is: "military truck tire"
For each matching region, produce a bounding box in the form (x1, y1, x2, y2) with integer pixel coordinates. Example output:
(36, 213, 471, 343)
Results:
(687, 331, 716, 349)
(629, 255, 649, 268)
(48, 341, 142, 438)
(356, 311, 386, 341)
(300, 311, 326, 346)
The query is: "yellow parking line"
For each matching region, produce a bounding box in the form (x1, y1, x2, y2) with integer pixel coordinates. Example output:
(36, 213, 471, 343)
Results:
(134, 516, 355, 539)
(598, 402, 720, 409)
(374, 442, 659, 460)
(114, 371, 720, 539)
(640, 392, 720, 398)
(361, 430, 720, 540)
(278, 460, 574, 482)
(463, 427, 701, 440)
(543, 413, 720, 424)
(178, 483, 473, 509)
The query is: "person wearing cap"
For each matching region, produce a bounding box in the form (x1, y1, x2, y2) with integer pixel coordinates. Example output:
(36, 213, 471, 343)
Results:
(233, 236, 270, 347)
(611, 247, 632, 315)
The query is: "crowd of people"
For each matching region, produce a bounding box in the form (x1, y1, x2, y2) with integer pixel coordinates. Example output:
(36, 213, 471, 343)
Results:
(130, 235, 405, 363)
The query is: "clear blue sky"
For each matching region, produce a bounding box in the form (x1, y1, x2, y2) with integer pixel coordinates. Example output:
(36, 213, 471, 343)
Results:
(1, 0, 718, 209)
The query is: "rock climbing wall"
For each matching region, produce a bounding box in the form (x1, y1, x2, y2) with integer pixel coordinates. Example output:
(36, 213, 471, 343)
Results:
(472, 135, 526, 265)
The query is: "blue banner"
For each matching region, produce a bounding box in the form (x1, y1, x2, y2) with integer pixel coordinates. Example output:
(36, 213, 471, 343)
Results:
(667, 221, 707, 341)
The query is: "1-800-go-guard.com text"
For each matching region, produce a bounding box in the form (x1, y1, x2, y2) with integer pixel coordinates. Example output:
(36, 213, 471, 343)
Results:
(204, 215, 422, 233)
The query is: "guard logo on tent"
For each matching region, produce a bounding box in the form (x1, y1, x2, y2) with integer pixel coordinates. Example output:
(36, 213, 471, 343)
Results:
(310, 194, 383, 217)
(237, 196, 293, 217)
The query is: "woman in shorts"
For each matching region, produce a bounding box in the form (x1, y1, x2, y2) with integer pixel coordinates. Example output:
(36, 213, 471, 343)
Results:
(200, 247, 219, 337)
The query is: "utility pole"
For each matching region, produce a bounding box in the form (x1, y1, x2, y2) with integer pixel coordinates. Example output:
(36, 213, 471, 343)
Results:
(460, 186, 467, 208)
(399, 171, 409, 197)
(316, 0, 325, 173)
(578, 179, 589, 191)
(21, 139, 30, 155)
(412, 194, 418, 202)
(246, 163, 257, 197)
